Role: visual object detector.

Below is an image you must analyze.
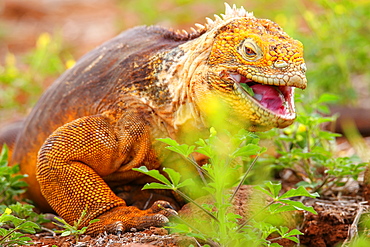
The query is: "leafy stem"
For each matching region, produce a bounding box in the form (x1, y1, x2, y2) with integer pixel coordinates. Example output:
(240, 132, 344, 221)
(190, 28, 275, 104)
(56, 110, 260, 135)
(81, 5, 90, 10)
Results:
(230, 153, 261, 202)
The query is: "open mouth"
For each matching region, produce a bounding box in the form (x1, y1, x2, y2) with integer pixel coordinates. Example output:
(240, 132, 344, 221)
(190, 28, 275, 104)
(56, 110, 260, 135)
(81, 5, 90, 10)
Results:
(228, 72, 295, 117)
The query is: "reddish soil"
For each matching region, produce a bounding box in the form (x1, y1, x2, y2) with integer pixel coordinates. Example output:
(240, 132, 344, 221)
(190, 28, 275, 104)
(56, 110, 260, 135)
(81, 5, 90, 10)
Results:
(24, 187, 369, 247)
(300, 198, 367, 247)
(26, 227, 180, 247)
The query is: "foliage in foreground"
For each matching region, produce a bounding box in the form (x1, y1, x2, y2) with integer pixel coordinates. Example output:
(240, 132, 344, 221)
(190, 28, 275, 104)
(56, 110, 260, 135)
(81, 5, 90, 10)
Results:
(0, 145, 45, 246)
(53, 207, 100, 242)
(135, 128, 319, 247)
(0, 145, 28, 206)
(0, 207, 39, 247)
(134, 90, 369, 246)
(257, 93, 367, 195)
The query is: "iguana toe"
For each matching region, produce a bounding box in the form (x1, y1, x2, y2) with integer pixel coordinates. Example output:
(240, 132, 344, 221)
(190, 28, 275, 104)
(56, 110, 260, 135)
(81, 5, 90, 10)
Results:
(87, 201, 177, 235)
(146, 200, 177, 215)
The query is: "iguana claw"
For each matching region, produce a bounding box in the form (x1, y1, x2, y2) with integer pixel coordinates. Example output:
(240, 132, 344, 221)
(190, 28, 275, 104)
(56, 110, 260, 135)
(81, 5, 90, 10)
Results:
(87, 200, 177, 235)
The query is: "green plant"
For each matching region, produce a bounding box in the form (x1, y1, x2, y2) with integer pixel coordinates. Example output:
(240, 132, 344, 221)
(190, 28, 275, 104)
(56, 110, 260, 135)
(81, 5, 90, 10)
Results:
(0, 207, 40, 246)
(53, 208, 100, 242)
(0, 145, 49, 246)
(296, 0, 370, 103)
(258, 93, 367, 194)
(134, 128, 318, 246)
(0, 145, 28, 206)
(0, 202, 49, 226)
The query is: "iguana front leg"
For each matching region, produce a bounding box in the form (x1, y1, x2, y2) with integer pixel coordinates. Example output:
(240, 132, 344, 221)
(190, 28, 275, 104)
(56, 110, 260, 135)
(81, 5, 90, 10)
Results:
(36, 113, 175, 234)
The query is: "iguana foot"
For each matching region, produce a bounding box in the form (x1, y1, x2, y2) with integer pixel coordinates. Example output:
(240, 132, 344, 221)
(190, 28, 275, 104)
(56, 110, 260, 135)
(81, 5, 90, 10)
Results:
(87, 200, 177, 235)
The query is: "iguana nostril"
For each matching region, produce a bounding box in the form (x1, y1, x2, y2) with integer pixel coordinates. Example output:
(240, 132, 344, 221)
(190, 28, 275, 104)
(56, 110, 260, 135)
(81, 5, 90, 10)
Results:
(274, 60, 289, 68)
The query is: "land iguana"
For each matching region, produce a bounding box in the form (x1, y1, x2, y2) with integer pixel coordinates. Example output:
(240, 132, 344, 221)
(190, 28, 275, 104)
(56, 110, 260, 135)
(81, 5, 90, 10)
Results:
(0, 4, 307, 234)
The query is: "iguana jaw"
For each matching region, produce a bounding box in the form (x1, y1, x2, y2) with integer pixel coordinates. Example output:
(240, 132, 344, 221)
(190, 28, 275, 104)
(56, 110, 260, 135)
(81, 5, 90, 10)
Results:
(203, 67, 307, 131)
(228, 71, 296, 119)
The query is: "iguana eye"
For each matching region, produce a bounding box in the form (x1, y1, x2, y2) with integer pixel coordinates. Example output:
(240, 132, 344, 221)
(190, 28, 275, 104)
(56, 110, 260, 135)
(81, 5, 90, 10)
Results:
(245, 47, 256, 56)
(238, 38, 262, 61)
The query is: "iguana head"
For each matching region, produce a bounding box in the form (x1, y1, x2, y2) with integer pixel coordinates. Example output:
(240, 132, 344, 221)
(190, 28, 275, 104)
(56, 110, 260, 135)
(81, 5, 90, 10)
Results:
(175, 4, 307, 132)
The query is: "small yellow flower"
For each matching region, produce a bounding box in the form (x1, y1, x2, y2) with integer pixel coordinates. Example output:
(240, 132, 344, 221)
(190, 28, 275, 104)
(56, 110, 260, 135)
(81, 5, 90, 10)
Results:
(4, 208, 12, 215)
(37, 33, 51, 48)
(298, 124, 307, 133)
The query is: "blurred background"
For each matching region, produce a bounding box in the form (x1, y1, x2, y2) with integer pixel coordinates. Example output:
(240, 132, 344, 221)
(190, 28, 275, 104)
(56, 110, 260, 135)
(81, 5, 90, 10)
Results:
(0, 0, 369, 133)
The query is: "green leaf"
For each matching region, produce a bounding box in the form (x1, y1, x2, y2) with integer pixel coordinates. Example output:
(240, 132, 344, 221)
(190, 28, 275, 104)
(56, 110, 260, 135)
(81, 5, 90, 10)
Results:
(157, 138, 195, 157)
(167, 145, 195, 157)
(287, 229, 304, 236)
(132, 166, 171, 185)
(267, 202, 281, 212)
(284, 236, 300, 243)
(53, 216, 69, 226)
(16, 236, 33, 244)
(0, 144, 9, 166)
(280, 228, 303, 243)
(255, 185, 274, 198)
(269, 203, 296, 214)
(0, 228, 7, 235)
(226, 212, 242, 221)
(163, 168, 181, 186)
(79, 226, 88, 233)
(177, 178, 194, 188)
(231, 144, 262, 158)
(0, 214, 24, 226)
(317, 104, 330, 114)
(142, 182, 171, 190)
(265, 181, 282, 198)
(269, 243, 283, 247)
(166, 223, 190, 233)
(61, 230, 71, 236)
(19, 221, 40, 233)
(240, 83, 255, 96)
(317, 93, 340, 104)
(194, 146, 214, 158)
(157, 138, 179, 147)
(279, 199, 317, 214)
(278, 186, 319, 199)
(278, 226, 289, 235)
(89, 219, 100, 224)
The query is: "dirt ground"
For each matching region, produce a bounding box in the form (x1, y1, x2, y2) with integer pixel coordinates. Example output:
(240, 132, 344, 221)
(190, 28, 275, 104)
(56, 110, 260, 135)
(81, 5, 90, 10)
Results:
(1, 1, 370, 246)
(25, 177, 370, 247)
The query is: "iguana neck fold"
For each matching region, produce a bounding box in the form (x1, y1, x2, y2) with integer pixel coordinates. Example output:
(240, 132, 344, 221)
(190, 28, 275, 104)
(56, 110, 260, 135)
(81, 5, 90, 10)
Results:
(155, 33, 215, 131)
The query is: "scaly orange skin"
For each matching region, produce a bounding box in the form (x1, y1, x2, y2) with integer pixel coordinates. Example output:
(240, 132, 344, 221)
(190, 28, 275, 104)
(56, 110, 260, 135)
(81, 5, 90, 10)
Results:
(37, 114, 175, 233)
(0, 5, 307, 234)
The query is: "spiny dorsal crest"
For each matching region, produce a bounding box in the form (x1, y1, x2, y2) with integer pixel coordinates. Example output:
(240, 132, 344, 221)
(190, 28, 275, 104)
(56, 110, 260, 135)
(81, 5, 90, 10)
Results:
(175, 3, 255, 40)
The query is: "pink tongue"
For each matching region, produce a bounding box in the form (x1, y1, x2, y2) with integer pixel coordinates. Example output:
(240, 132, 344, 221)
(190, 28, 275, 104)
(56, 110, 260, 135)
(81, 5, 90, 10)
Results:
(250, 84, 285, 114)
